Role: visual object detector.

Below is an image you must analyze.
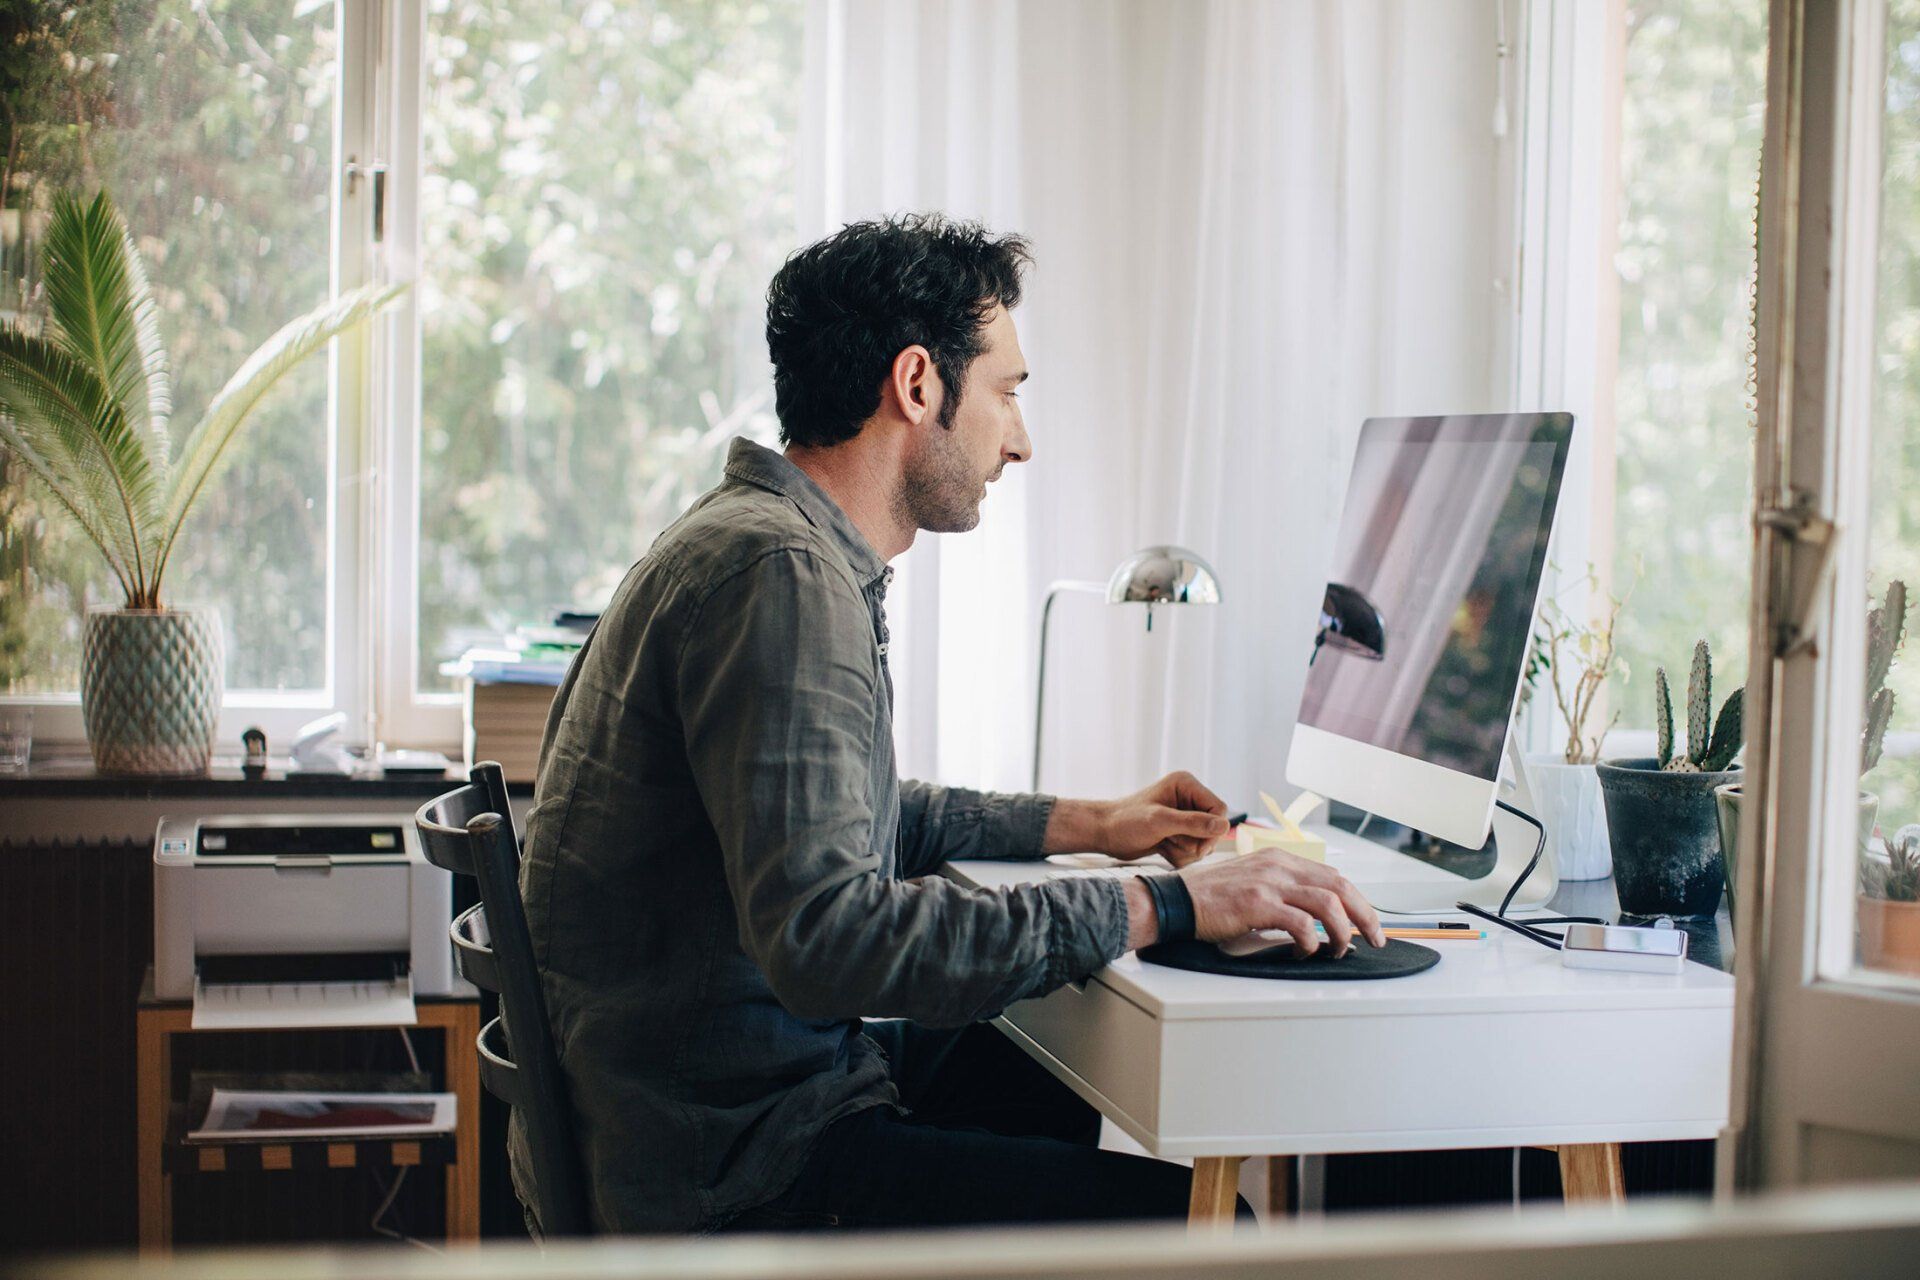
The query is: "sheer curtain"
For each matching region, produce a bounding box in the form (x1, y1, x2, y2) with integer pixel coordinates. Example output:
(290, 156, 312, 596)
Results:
(800, 0, 1515, 808)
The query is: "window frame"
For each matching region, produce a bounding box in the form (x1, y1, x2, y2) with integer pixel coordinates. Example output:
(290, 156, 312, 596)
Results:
(367, 0, 462, 750)
(5, 0, 1644, 762)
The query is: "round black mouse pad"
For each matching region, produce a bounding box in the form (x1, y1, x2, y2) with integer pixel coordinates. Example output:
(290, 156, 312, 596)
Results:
(1139, 937, 1440, 980)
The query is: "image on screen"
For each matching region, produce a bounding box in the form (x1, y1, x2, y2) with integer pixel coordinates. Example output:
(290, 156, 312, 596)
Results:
(1296, 414, 1572, 782)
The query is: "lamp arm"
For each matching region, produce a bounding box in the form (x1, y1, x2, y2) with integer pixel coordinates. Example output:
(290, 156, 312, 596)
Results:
(1032, 580, 1108, 792)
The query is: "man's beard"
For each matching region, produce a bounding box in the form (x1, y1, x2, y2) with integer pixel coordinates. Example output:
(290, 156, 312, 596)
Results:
(897, 429, 995, 533)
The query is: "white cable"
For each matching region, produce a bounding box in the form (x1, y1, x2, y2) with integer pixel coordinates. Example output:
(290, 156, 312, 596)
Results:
(370, 1167, 445, 1255)
(371, 1027, 440, 1251)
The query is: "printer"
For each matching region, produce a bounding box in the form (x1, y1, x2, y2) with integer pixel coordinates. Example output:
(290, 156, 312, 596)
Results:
(155, 813, 462, 1028)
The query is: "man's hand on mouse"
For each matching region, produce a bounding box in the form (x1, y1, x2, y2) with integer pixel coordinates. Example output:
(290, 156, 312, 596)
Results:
(1122, 850, 1387, 957)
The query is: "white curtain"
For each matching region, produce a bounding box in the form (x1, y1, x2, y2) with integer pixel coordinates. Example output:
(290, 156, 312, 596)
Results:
(800, 0, 1516, 809)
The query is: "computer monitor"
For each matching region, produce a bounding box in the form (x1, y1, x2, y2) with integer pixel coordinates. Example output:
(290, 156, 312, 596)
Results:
(1287, 412, 1575, 851)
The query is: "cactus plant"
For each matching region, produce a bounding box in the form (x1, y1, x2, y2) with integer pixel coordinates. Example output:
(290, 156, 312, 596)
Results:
(1864, 825, 1920, 902)
(1862, 580, 1907, 775)
(1655, 667, 1674, 768)
(1654, 639, 1744, 773)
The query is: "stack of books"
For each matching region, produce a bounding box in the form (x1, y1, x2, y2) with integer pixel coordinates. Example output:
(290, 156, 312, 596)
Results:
(440, 614, 596, 783)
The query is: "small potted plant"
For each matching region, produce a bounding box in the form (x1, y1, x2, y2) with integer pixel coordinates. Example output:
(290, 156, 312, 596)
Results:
(1714, 581, 1902, 920)
(1522, 566, 1630, 880)
(1860, 825, 1920, 975)
(0, 192, 403, 774)
(1597, 639, 1743, 917)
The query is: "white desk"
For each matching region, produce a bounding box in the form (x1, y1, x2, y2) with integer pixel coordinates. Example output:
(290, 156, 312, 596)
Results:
(946, 857, 1735, 1226)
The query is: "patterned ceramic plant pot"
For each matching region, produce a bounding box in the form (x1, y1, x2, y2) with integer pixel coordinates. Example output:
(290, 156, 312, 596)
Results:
(1598, 757, 1742, 919)
(81, 608, 224, 777)
(1525, 756, 1613, 881)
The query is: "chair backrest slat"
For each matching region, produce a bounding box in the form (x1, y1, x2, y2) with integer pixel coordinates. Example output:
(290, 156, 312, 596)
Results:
(416, 762, 590, 1238)
(450, 903, 500, 993)
(414, 783, 489, 876)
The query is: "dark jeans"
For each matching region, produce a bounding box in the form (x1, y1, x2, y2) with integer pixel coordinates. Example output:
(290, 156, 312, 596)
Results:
(723, 1021, 1249, 1232)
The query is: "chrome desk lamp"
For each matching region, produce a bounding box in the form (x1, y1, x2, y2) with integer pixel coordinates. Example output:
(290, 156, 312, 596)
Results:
(1031, 546, 1222, 790)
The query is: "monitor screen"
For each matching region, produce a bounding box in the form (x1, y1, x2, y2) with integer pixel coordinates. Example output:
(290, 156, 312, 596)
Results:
(1296, 414, 1572, 783)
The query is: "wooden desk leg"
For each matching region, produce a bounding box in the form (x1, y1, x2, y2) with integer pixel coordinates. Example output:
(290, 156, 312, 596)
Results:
(1188, 1156, 1245, 1231)
(1266, 1155, 1294, 1218)
(1557, 1142, 1626, 1204)
(440, 1003, 483, 1242)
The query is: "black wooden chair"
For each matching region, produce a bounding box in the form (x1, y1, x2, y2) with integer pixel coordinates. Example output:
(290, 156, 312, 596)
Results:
(416, 762, 590, 1238)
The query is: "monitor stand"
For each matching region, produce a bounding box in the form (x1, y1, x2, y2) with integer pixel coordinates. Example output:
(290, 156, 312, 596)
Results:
(1301, 737, 1557, 916)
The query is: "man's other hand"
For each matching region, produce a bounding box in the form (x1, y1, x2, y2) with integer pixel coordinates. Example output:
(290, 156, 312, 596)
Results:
(1182, 851, 1387, 956)
(1101, 771, 1230, 866)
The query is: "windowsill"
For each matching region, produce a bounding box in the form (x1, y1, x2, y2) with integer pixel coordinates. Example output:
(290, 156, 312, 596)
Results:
(0, 755, 532, 801)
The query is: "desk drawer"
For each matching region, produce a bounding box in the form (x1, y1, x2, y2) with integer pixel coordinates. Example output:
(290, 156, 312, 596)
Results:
(999, 976, 1164, 1140)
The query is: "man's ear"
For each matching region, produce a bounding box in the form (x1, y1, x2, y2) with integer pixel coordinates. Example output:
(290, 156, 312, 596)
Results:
(889, 344, 937, 426)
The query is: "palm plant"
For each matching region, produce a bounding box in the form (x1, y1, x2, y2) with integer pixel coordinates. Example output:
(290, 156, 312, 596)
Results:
(0, 191, 404, 610)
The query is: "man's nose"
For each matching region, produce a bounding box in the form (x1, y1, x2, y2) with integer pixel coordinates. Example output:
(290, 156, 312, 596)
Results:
(1005, 415, 1033, 464)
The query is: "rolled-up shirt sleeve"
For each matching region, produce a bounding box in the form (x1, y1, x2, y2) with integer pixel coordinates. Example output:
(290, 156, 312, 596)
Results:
(678, 548, 1129, 1028)
(896, 781, 1055, 880)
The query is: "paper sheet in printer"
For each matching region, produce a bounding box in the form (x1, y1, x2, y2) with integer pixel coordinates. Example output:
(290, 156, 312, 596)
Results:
(190, 953, 417, 1030)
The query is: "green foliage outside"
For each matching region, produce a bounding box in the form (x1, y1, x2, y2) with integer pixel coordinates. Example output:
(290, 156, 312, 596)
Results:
(0, 0, 802, 699)
(1614, 1, 1920, 831)
(1, 0, 335, 692)
(415, 0, 800, 690)
(1611, 0, 1767, 742)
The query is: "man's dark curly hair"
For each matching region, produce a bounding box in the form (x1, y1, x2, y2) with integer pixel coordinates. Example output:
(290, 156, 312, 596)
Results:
(765, 213, 1032, 448)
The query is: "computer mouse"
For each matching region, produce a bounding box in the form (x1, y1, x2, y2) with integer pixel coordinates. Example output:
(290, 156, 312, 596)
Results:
(1216, 930, 1376, 959)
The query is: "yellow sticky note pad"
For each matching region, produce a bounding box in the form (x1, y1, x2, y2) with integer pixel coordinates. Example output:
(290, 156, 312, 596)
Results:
(1237, 790, 1327, 862)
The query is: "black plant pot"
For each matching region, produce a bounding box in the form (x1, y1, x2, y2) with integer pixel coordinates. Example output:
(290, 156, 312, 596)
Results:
(1596, 757, 1742, 919)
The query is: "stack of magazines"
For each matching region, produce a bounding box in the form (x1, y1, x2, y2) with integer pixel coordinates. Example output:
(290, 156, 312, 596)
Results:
(441, 611, 599, 781)
(188, 1088, 457, 1144)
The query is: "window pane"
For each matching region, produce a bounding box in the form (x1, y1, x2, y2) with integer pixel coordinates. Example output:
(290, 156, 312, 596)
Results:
(416, 0, 802, 692)
(1611, 0, 1767, 723)
(0, 0, 337, 694)
(1854, 0, 1920, 980)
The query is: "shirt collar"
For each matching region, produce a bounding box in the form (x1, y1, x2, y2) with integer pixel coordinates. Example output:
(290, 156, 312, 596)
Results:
(723, 437, 891, 587)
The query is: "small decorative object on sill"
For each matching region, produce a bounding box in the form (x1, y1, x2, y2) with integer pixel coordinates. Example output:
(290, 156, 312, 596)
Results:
(1598, 639, 1744, 918)
(242, 727, 268, 780)
(1520, 564, 1632, 881)
(1860, 826, 1920, 976)
(0, 191, 405, 776)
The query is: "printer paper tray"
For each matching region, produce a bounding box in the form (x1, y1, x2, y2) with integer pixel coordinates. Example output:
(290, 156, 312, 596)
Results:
(192, 972, 417, 1029)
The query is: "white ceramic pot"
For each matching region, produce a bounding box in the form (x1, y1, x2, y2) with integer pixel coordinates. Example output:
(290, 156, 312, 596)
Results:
(1524, 755, 1613, 881)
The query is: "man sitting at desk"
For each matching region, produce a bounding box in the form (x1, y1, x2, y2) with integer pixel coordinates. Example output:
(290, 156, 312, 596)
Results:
(520, 213, 1385, 1235)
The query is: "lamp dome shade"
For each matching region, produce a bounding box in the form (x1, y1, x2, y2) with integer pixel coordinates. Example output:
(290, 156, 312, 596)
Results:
(1104, 546, 1222, 606)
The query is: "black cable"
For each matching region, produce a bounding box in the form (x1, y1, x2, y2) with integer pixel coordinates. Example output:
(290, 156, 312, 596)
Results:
(1454, 800, 1605, 950)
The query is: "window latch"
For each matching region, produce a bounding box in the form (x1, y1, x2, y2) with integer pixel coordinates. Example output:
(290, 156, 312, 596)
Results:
(344, 158, 389, 243)
(1756, 485, 1838, 659)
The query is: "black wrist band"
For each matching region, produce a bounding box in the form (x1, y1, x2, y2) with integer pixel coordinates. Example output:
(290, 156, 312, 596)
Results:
(1143, 873, 1196, 944)
(1140, 874, 1170, 942)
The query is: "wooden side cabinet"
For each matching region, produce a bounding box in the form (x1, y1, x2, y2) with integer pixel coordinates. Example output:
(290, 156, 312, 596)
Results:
(135, 970, 481, 1251)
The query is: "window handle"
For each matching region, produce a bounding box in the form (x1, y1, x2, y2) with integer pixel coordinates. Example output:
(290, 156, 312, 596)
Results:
(1756, 485, 1838, 659)
(345, 158, 389, 244)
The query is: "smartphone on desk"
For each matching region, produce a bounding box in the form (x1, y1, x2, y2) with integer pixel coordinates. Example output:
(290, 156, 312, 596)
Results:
(1559, 923, 1688, 974)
